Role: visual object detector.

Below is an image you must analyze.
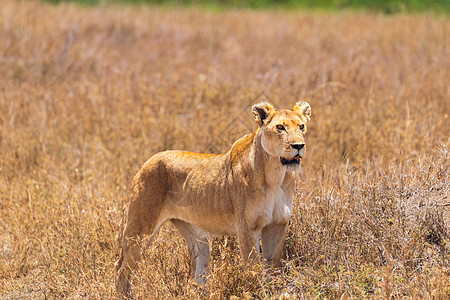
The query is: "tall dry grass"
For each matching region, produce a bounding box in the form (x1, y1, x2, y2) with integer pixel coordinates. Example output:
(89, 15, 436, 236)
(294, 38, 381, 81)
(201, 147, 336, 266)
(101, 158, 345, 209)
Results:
(0, 1, 449, 298)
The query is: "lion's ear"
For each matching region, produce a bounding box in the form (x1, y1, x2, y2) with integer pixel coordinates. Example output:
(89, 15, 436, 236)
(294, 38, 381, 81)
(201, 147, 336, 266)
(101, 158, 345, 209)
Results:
(293, 101, 311, 122)
(252, 102, 275, 126)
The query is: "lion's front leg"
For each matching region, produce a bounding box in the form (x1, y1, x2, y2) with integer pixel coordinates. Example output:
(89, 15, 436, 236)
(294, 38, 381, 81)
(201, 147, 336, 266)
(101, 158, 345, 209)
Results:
(261, 223, 288, 267)
(236, 220, 260, 261)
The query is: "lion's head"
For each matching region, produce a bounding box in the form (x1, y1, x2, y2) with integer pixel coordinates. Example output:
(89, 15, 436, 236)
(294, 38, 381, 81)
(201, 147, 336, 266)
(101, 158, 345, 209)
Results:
(252, 101, 311, 167)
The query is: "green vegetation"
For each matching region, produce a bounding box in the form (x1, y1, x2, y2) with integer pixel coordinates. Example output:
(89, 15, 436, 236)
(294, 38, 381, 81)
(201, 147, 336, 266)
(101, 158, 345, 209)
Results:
(43, 0, 450, 13)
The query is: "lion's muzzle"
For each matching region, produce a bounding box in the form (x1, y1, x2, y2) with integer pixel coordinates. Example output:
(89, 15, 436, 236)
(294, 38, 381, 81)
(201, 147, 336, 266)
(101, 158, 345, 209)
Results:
(281, 143, 305, 165)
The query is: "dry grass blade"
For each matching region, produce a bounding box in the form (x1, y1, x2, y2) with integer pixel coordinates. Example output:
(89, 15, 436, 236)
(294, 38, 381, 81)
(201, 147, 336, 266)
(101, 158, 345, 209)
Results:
(0, 1, 449, 298)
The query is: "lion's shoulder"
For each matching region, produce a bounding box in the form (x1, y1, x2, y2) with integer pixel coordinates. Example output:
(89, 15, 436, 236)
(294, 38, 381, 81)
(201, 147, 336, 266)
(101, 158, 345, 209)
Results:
(229, 131, 257, 162)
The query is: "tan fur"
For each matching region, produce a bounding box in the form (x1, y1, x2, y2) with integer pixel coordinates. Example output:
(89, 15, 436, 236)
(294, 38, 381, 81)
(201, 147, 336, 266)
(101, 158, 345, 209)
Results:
(115, 101, 311, 298)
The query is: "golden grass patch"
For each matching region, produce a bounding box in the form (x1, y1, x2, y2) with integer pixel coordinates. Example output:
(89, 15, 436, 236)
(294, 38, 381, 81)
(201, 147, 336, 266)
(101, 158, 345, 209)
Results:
(0, 1, 449, 298)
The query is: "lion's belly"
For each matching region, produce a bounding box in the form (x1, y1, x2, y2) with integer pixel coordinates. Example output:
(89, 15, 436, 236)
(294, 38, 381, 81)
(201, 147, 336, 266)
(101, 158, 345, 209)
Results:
(166, 180, 237, 236)
(165, 202, 237, 236)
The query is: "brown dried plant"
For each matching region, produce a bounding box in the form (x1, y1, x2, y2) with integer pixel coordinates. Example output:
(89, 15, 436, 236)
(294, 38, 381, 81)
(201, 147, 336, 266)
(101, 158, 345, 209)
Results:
(0, 1, 449, 298)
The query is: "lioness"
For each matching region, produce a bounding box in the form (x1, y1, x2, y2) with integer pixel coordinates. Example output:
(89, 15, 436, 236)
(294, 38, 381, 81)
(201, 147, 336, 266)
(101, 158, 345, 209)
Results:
(115, 101, 311, 297)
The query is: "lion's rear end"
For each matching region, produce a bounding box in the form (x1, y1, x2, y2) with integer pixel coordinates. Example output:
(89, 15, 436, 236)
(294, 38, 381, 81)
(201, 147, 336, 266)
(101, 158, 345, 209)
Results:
(116, 150, 233, 296)
(115, 153, 171, 297)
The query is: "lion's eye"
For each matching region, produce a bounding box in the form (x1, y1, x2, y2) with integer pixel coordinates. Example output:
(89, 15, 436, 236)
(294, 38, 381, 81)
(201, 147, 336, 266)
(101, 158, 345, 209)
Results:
(276, 125, 286, 131)
(299, 124, 305, 131)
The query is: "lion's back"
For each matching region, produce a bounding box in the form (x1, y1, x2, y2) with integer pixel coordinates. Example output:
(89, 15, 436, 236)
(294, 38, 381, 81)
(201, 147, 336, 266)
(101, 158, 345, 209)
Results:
(134, 150, 228, 194)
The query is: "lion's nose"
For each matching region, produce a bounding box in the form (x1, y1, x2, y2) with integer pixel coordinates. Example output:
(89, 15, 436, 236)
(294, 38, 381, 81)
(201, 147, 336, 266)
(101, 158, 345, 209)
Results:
(291, 143, 305, 150)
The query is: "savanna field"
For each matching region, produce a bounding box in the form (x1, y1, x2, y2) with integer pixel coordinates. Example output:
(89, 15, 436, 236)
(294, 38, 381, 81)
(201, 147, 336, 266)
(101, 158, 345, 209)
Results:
(0, 1, 449, 298)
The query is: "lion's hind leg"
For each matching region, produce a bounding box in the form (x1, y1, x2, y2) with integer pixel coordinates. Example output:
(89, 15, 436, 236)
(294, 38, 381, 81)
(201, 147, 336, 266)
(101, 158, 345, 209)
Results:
(115, 202, 165, 298)
(171, 219, 210, 284)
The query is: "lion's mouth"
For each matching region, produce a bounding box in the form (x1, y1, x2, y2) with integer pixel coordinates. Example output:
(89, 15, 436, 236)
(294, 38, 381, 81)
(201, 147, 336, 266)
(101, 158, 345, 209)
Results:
(280, 154, 301, 165)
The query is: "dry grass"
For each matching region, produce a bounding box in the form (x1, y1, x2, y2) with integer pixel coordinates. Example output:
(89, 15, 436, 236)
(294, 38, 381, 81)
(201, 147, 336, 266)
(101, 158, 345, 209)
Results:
(0, 1, 449, 298)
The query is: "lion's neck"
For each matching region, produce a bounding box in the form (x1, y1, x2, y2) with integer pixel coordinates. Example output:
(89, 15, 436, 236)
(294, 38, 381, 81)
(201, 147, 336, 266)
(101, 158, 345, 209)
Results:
(251, 130, 288, 189)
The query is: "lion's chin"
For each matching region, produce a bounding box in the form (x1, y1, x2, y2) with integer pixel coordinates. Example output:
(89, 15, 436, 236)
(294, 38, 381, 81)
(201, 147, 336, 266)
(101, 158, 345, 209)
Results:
(280, 154, 301, 166)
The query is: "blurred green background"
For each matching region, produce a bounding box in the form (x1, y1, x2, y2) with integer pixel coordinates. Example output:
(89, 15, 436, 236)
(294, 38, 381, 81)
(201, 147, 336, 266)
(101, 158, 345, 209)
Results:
(43, 0, 450, 13)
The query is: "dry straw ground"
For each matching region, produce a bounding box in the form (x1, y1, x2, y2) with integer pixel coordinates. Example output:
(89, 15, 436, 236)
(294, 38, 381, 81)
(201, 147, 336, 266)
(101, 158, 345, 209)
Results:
(0, 1, 449, 298)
